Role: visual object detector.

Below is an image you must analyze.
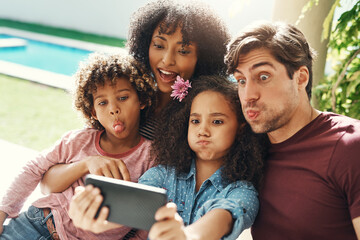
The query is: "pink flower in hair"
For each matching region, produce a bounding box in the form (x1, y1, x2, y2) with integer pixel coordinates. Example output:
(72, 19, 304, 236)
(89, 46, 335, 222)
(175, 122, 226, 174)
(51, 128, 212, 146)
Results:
(170, 76, 192, 102)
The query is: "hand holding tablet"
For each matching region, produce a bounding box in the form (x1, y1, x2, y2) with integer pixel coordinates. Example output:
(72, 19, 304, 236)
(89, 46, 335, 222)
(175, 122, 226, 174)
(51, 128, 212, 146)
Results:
(85, 174, 167, 231)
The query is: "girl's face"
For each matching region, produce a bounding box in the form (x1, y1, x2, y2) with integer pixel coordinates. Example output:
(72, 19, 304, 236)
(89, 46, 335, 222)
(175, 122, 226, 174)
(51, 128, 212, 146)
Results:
(149, 24, 198, 94)
(188, 90, 239, 164)
(91, 77, 144, 143)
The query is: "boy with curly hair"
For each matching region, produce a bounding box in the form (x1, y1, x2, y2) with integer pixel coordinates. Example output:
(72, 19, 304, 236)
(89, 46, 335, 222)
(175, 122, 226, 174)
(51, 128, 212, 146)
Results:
(0, 51, 156, 240)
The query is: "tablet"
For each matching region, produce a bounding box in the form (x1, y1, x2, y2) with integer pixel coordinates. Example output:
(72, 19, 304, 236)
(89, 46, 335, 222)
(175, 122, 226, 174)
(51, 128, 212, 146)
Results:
(84, 174, 167, 231)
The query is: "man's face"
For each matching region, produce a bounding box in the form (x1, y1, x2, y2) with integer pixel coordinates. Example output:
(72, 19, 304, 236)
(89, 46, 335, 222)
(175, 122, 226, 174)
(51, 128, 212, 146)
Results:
(233, 48, 301, 138)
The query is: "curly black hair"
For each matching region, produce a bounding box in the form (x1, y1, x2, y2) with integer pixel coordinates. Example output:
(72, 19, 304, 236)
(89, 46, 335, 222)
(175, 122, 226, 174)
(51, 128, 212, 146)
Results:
(152, 75, 269, 190)
(127, 0, 230, 78)
(73, 51, 156, 130)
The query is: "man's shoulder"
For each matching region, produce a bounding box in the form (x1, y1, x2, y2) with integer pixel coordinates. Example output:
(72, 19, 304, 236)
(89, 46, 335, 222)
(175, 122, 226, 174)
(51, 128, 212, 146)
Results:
(321, 112, 360, 134)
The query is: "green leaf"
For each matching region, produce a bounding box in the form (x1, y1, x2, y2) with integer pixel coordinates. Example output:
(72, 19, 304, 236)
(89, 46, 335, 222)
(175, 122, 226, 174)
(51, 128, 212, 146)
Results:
(346, 72, 360, 97)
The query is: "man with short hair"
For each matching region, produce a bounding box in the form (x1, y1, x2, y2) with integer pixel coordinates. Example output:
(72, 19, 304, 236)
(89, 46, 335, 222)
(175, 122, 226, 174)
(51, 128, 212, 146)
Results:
(225, 21, 360, 239)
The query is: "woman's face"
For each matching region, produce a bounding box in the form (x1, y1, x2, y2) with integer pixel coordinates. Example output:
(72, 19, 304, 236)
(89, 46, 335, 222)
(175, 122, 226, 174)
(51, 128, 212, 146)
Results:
(148, 24, 198, 94)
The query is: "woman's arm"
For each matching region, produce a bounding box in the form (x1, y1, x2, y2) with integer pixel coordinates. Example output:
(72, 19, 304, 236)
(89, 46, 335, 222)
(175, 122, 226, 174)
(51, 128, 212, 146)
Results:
(40, 156, 131, 194)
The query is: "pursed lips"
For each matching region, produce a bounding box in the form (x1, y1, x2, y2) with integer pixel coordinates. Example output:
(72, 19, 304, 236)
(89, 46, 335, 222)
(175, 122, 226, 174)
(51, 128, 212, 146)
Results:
(196, 140, 210, 146)
(245, 109, 260, 120)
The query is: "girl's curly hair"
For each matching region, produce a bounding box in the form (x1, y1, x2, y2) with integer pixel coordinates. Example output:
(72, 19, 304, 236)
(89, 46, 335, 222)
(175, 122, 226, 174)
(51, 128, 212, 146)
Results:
(73, 51, 156, 130)
(127, 0, 230, 78)
(152, 75, 269, 190)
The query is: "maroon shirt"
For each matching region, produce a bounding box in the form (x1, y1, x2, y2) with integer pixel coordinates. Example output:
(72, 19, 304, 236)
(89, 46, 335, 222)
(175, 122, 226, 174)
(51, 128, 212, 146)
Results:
(252, 112, 360, 240)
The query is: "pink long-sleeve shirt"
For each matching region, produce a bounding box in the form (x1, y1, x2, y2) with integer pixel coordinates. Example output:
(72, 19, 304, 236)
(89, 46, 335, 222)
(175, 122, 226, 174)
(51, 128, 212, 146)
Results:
(0, 128, 152, 240)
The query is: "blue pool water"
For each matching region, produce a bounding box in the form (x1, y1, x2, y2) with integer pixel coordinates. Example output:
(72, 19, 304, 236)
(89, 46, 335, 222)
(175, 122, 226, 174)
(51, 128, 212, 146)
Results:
(0, 34, 93, 76)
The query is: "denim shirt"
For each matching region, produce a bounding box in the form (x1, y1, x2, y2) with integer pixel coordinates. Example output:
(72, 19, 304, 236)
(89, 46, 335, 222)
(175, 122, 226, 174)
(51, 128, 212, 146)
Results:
(139, 160, 259, 239)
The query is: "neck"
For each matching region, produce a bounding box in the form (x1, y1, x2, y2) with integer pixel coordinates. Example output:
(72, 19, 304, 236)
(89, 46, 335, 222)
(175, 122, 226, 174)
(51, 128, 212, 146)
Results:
(268, 100, 320, 144)
(195, 159, 223, 192)
(100, 131, 141, 155)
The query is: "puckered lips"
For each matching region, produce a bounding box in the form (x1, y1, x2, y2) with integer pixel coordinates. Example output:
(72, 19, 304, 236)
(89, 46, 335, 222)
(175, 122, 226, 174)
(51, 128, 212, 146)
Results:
(158, 69, 178, 83)
(246, 109, 260, 121)
(196, 140, 210, 146)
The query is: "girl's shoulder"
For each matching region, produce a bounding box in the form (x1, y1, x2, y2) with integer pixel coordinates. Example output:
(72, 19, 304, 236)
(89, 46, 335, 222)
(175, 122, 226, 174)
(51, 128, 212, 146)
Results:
(225, 180, 257, 192)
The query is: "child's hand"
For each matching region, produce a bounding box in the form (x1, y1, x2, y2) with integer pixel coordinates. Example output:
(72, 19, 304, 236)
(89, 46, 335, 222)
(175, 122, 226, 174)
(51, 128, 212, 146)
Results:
(149, 202, 188, 240)
(84, 156, 130, 181)
(68, 185, 122, 233)
(0, 210, 8, 234)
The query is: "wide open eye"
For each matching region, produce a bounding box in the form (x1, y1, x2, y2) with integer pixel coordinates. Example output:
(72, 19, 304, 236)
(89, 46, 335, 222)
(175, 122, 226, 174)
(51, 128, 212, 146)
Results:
(259, 74, 270, 81)
(238, 78, 246, 85)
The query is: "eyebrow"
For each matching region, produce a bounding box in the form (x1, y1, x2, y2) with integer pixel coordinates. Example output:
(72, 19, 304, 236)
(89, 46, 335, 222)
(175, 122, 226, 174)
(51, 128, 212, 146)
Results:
(251, 61, 276, 70)
(190, 112, 228, 117)
(93, 89, 131, 101)
(153, 35, 194, 46)
(235, 61, 276, 74)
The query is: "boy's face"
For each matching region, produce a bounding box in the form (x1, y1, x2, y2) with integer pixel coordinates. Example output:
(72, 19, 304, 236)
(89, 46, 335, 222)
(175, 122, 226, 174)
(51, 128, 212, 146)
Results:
(233, 48, 301, 136)
(92, 77, 144, 143)
(188, 91, 238, 164)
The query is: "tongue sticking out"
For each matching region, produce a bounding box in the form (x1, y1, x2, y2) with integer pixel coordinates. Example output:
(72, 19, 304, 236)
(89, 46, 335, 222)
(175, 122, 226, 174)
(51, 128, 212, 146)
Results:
(114, 124, 124, 133)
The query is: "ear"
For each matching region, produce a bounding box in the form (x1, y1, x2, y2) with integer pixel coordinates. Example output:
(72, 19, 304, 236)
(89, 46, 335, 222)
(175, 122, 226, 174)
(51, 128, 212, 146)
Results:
(91, 108, 98, 120)
(140, 103, 146, 110)
(296, 66, 309, 90)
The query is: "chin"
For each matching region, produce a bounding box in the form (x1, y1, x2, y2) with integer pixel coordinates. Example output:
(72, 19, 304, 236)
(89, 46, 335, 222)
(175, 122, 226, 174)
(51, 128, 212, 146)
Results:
(249, 124, 267, 134)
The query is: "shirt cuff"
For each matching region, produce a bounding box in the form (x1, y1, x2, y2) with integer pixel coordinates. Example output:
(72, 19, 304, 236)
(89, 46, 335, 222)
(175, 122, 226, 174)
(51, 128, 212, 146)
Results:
(197, 198, 258, 240)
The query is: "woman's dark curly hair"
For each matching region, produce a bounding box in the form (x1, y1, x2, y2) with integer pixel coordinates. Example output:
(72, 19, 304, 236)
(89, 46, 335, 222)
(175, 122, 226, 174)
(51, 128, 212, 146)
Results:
(127, 0, 230, 78)
(152, 75, 269, 190)
(73, 51, 156, 130)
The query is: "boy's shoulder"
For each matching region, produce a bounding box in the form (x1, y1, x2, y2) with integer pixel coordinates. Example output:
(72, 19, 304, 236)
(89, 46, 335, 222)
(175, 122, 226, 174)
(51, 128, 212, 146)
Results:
(60, 127, 100, 143)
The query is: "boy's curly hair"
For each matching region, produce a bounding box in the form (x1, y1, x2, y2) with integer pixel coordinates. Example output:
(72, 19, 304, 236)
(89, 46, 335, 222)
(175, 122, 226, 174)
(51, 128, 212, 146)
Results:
(73, 51, 156, 130)
(127, 0, 230, 77)
(152, 75, 269, 190)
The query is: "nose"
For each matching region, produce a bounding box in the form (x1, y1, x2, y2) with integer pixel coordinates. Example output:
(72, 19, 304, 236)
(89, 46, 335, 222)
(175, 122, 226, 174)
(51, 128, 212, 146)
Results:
(240, 80, 260, 103)
(198, 123, 210, 137)
(162, 50, 175, 66)
(109, 102, 120, 115)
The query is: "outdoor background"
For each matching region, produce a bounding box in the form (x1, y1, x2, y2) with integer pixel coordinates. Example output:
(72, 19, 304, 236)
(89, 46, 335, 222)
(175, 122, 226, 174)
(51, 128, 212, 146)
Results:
(0, 1, 358, 239)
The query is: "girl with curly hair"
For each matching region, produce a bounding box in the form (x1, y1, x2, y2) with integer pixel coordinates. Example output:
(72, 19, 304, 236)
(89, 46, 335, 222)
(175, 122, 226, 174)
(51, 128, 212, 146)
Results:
(0, 52, 156, 240)
(69, 75, 269, 239)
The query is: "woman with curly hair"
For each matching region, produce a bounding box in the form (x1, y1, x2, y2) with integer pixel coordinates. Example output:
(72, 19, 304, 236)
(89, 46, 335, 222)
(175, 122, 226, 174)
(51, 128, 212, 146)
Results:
(0, 52, 156, 240)
(127, 0, 230, 139)
(69, 75, 269, 239)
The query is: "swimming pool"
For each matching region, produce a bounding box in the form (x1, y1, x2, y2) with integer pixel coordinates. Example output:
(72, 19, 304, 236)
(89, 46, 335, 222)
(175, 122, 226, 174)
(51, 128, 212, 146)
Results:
(0, 34, 92, 76)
